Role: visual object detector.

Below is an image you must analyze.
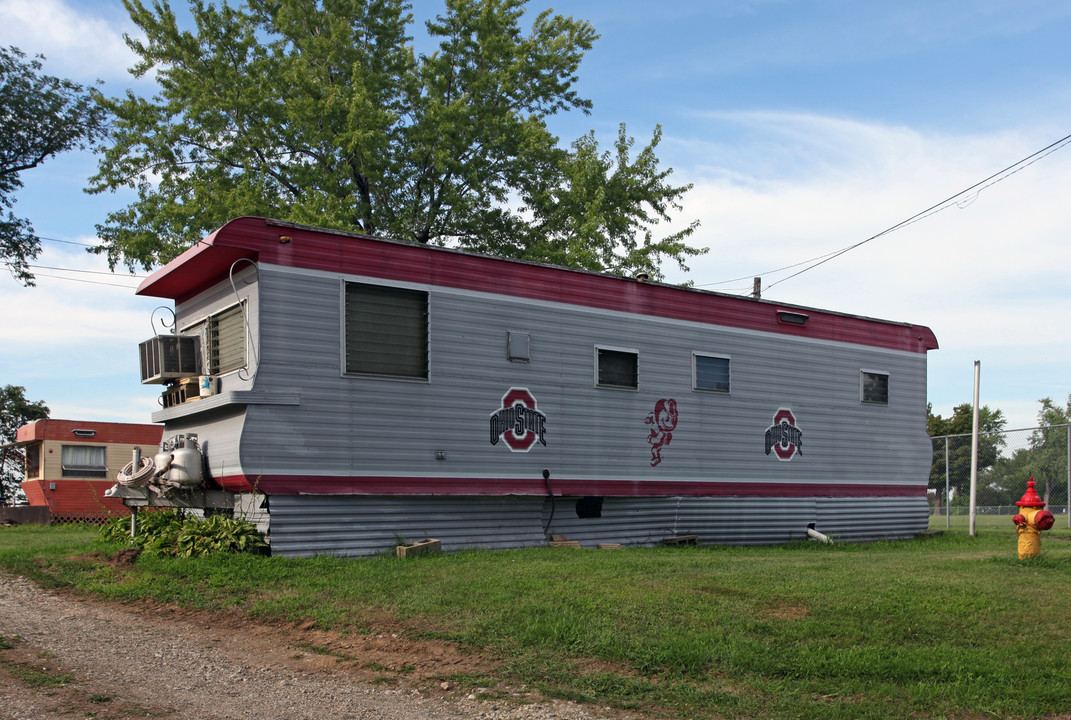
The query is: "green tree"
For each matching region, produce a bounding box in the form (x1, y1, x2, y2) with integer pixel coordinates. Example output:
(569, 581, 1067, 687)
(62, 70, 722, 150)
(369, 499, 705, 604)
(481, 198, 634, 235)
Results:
(0, 46, 106, 285)
(88, 0, 704, 278)
(0, 385, 50, 504)
(991, 396, 1070, 507)
(927, 402, 1006, 498)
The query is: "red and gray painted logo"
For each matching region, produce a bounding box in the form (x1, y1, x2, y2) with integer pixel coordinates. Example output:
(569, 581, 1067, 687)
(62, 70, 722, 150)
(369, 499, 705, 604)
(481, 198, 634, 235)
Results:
(645, 398, 678, 467)
(765, 408, 803, 461)
(489, 387, 547, 452)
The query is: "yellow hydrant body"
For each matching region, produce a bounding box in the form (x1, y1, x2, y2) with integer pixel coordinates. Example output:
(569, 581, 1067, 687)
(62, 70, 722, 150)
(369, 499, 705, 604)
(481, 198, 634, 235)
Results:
(1013, 478, 1055, 560)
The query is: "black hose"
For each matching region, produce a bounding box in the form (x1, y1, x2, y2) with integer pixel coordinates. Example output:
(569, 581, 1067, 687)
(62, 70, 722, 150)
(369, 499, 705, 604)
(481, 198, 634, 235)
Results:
(542, 468, 556, 538)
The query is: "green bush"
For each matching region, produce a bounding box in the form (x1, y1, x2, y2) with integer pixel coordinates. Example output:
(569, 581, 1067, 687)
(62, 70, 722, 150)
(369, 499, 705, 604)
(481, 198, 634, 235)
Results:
(99, 510, 266, 557)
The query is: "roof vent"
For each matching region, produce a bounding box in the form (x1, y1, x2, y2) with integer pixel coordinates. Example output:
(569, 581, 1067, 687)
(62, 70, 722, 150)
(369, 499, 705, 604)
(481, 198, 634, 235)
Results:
(777, 310, 809, 327)
(72, 429, 97, 438)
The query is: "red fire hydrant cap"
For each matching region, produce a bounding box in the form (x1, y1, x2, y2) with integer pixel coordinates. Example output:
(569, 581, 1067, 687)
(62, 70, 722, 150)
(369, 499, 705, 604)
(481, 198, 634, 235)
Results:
(1016, 479, 1046, 508)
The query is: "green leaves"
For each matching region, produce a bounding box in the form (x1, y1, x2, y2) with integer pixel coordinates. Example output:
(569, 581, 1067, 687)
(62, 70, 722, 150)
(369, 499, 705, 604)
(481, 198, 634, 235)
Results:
(89, 0, 703, 279)
(100, 510, 267, 557)
(0, 46, 106, 284)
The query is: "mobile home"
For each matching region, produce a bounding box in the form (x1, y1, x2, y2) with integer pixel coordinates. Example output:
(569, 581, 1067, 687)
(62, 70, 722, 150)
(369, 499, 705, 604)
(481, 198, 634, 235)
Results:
(121, 216, 938, 556)
(14, 419, 162, 523)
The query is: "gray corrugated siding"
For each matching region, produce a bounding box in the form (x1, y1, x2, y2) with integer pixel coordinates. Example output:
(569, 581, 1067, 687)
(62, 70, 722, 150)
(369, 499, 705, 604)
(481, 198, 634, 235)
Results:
(241, 265, 931, 487)
(160, 262, 933, 556)
(268, 495, 546, 557)
(267, 494, 928, 557)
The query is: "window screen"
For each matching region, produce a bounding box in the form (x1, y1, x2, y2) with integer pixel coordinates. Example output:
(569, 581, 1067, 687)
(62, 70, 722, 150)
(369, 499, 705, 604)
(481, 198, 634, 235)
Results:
(345, 282, 429, 379)
(61, 445, 107, 478)
(597, 347, 638, 389)
(209, 305, 246, 375)
(694, 354, 730, 392)
(861, 371, 889, 404)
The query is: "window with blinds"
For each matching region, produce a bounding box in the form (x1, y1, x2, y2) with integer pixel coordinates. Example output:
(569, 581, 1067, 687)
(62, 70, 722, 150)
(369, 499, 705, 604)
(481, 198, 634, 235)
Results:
(694, 353, 730, 392)
(596, 347, 638, 389)
(344, 282, 428, 379)
(206, 304, 246, 375)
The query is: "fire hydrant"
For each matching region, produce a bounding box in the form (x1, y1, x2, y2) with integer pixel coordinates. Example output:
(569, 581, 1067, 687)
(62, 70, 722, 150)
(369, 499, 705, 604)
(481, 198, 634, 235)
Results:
(1012, 477, 1056, 560)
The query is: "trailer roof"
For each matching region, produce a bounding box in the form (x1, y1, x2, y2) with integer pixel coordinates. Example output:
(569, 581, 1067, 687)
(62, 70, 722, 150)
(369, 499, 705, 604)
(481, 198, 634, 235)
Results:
(137, 217, 937, 354)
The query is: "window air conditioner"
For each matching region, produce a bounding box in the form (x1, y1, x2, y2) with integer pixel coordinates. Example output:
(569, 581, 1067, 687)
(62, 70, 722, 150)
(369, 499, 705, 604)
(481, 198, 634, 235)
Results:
(139, 334, 202, 384)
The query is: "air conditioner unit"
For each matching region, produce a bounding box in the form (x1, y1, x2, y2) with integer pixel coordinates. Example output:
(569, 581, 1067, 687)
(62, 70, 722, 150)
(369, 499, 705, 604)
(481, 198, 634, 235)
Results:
(139, 334, 202, 384)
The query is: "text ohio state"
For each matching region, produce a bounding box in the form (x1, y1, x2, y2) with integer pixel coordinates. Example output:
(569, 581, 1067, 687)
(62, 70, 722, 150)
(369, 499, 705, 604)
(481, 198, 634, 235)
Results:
(765, 421, 803, 456)
(489, 403, 548, 446)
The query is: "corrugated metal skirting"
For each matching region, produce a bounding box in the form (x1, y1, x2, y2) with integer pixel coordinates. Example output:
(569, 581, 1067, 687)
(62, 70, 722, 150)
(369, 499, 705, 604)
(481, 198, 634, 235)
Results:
(266, 494, 928, 557)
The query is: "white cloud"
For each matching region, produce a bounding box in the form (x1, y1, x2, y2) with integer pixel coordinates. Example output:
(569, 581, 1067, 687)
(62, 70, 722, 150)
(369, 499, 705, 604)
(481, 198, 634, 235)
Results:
(0, 0, 139, 82)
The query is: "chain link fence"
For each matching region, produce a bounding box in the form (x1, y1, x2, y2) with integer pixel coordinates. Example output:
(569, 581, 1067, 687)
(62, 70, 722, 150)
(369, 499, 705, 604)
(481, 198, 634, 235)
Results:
(930, 424, 1071, 530)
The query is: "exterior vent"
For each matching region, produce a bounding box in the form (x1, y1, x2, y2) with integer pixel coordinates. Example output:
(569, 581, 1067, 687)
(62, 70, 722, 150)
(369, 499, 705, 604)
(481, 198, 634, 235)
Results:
(139, 334, 202, 384)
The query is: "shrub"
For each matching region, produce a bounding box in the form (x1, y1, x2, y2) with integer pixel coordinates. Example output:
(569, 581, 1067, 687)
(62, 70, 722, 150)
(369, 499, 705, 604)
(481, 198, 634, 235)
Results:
(99, 510, 266, 557)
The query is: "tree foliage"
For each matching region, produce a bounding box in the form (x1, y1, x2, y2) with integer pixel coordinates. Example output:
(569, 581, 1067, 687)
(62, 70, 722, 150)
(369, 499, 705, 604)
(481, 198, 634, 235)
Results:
(989, 396, 1071, 506)
(88, 0, 704, 278)
(927, 402, 1006, 495)
(0, 46, 106, 285)
(0, 385, 50, 504)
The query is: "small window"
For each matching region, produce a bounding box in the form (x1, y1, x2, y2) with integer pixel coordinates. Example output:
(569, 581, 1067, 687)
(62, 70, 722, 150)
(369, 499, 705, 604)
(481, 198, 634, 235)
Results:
(186, 304, 246, 376)
(861, 371, 889, 405)
(61, 445, 107, 478)
(345, 282, 429, 379)
(596, 347, 638, 389)
(24, 442, 42, 479)
(694, 354, 730, 393)
(208, 304, 247, 375)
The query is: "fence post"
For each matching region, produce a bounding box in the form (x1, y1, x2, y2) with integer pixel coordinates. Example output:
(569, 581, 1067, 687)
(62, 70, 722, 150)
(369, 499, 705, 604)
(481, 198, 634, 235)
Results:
(945, 436, 950, 529)
(969, 361, 980, 537)
(1066, 424, 1070, 530)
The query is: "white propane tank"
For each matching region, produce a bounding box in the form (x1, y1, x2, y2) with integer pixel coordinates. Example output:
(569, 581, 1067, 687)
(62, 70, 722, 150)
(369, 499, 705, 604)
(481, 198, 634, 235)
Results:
(164, 434, 203, 487)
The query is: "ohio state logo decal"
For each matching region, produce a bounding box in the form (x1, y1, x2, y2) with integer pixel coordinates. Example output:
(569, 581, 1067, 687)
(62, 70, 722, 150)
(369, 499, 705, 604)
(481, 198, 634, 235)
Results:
(765, 408, 803, 461)
(489, 387, 547, 452)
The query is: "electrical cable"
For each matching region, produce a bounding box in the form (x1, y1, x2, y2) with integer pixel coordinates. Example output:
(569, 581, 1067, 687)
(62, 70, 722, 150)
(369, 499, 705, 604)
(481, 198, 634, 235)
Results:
(693, 132, 1071, 294)
(22, 272, 141, 288)
(27, 264, 148, 278)
(761, 132, 1071, 292)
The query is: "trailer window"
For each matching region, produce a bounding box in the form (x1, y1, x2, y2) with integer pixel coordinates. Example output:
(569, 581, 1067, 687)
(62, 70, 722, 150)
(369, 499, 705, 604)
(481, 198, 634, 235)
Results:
(345, 282, 429, 379)
(596, 347, 638, 389)
(24, 442, 42, 479)
(61, 445, 107, 478)
(186, 303, 246, 376)
(861, 371, 889, 405)
(693, 354, 730, 392)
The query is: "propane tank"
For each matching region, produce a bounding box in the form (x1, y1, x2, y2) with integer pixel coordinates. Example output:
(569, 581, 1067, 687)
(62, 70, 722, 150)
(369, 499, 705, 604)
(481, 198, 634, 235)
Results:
(167, 433, 203, 487)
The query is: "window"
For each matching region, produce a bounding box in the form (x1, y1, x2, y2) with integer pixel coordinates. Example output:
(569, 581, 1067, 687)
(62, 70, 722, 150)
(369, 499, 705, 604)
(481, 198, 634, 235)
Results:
(345, 282, 428, 379)
(694, 353, 730, 392)
(861, 371, 889, 405)
(61, 445, 107, 478)
(596, 347, 638, 389)
(24, 443, 42, 479)
(208, 305, 246, 375)
(186, 304, 246, 376)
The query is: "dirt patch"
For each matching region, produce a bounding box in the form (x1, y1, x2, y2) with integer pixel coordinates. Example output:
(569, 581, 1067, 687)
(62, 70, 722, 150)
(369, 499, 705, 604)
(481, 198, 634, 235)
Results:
(2, 573, 620, 720)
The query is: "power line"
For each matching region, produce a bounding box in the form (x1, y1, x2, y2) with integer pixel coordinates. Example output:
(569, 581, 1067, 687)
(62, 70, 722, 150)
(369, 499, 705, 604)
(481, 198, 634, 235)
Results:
(28, 264, 148, 279)
(28, 272, 142, 289)
(702, 132, 1071, 294)
(39, 235, 96, 248)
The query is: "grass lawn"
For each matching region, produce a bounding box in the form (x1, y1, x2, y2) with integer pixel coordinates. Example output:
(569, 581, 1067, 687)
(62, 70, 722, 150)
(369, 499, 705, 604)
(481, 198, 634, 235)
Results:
(2, 522, 1069, 720)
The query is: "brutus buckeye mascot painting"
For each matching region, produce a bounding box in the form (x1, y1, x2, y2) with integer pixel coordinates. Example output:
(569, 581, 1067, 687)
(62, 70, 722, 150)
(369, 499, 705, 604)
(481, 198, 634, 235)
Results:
(645, 398, 678, 467)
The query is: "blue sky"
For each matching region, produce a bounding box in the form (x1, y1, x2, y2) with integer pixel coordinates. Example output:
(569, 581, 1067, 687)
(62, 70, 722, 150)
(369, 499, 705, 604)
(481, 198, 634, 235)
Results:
(2, 0, 1069, 431)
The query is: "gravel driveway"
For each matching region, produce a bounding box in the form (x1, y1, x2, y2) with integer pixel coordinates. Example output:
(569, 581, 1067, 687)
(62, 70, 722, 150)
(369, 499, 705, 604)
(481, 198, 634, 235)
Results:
(0, 573, 617, 720)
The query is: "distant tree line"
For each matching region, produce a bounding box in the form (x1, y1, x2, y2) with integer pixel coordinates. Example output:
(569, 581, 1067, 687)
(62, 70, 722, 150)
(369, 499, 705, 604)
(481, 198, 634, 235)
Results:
(928, 396, 1071, 508)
